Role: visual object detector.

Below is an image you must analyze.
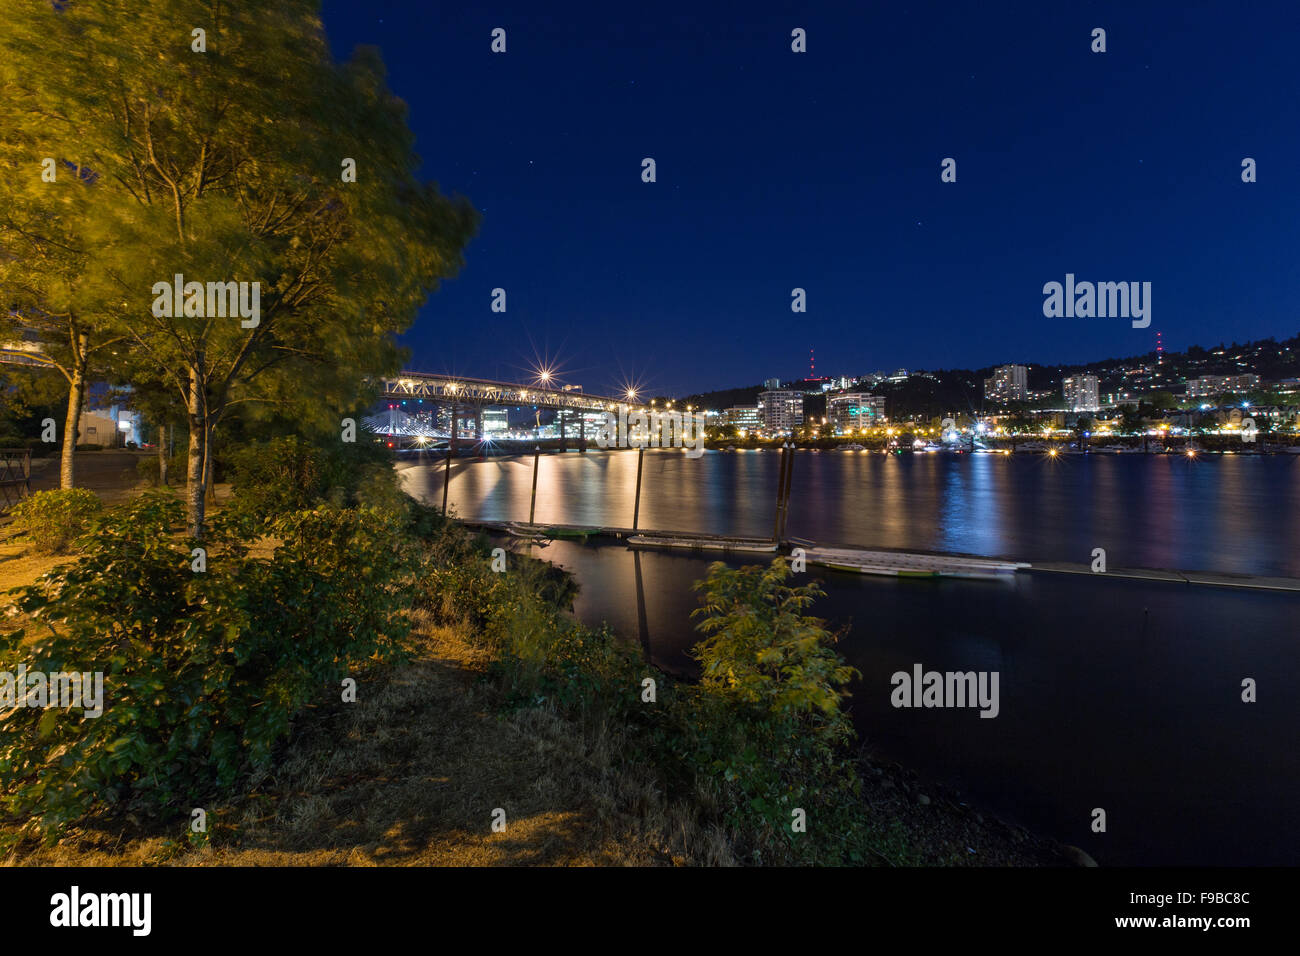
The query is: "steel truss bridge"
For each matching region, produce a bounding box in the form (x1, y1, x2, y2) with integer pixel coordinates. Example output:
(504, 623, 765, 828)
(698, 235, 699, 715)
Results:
(371, 371, 651, 447)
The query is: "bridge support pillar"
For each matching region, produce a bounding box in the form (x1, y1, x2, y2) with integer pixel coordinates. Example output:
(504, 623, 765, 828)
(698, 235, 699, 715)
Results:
(450, 404, 458, 456)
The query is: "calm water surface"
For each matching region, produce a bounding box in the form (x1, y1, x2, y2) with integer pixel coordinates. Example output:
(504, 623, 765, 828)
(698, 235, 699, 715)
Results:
(401, 450, 1300, 865)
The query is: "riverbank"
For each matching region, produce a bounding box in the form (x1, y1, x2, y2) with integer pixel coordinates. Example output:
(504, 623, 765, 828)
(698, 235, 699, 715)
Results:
(1, 469, 1078, 866)
(3, 604, 1071, 867)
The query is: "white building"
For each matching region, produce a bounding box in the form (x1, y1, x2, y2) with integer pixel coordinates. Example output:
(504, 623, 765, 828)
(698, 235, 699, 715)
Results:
(758, 390, 804, 433)
(984, 364, 1028, 403)
(828, 393, 886, 432)
(482, 408, 509, 436)
(722, 406, 761, 432)
(1063, 374, 1100, 412)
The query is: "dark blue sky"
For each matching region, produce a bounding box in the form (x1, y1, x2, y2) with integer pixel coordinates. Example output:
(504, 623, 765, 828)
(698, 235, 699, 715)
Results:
(322, 0, 1300, 396)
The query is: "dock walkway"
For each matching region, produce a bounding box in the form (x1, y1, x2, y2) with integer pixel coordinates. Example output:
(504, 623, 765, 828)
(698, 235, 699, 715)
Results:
(460, 520, 1300, 593)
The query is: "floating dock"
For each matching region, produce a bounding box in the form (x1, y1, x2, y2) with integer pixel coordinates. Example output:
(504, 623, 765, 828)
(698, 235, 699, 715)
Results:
(627, 534, 778, 553)
(506, 521, 599, 540)
(800, 546, 1028, 580)
(461, 521, 1300, 592)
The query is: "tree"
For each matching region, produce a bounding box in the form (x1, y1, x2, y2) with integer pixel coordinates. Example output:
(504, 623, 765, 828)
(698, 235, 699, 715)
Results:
(0, 0, 477, 535)
(1118, 406, 1145, 435)
(0, 156, 130, 488)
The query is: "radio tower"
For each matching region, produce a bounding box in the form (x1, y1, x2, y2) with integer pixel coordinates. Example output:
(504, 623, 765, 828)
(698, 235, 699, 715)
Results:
(1156, 331, 1163, 379)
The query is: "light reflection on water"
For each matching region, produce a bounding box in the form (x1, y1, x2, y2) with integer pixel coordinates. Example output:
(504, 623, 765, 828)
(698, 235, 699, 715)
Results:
(401, 450, 1300, 865)
(401, 449, 1300, 575)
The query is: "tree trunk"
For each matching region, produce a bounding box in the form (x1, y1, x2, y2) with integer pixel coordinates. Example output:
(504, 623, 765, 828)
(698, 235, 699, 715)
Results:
(60, 343, 88, 489)
(186, 368, 207, 538)
(204, 422, 216, 505)
(157, 422, 168, 486)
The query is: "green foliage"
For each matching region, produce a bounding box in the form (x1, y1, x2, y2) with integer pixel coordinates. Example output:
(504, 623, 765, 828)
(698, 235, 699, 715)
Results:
(412, 520, 577, 652)
(8, 488, 101, 554)
(691, 560, 856, 718)
(0, 0, 478, 535)
(673, 559, 865, 864)
(0, 492, 415, 842)
(135, 447, 187, 487)
(411, 525, 873, 865)
(224, 435, 400, 530)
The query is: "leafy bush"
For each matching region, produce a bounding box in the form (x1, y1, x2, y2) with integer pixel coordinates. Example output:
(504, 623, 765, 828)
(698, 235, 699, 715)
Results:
(411, 523, 871, 864)
(672, 559, 865, 864)
(8, 488, 101, 554)
(224, 435, 399, 530)
(135, 447, 187, 487)
(413, 519, 577, 649)
(0, 492, 416, 842)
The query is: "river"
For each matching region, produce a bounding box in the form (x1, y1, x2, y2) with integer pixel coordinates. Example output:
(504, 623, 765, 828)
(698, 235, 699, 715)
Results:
(399, 449, 1300, 865)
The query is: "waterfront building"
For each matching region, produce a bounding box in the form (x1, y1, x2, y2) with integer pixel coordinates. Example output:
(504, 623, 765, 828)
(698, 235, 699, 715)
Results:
(722, 405, 761, 432)
(482, 408, 509, 436)
(758, 390, 804, 432)
(828, 393, 887, 432)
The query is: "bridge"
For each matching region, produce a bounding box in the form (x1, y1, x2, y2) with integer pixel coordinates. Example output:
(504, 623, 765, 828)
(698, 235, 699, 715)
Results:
(372, 371, 652, 449)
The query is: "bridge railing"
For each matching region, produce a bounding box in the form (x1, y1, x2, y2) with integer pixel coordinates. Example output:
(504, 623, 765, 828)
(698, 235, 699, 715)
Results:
(379, 373, 645, 412)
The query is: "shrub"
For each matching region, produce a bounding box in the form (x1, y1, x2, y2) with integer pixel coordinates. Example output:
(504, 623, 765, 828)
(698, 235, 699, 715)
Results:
(0, 492, 416, 842)
(672, 559, 865, 864)
(8, 488, 101, 554)
(135, 448, 187, 487)
(224, 435, 400, 529)
(412, 519, 577, 650)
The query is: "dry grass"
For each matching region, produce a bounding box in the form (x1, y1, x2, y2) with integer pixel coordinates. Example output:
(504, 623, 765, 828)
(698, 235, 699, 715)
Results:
(7, 614, 735, 867)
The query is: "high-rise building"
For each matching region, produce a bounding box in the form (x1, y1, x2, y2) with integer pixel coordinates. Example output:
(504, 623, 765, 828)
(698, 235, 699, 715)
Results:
(1063, 374, 1100, 412)
(764, 377, 782, 390)
(758, 390, 804, 432)
(828, 393, 887, 432)
(984, 364, 1028, 403)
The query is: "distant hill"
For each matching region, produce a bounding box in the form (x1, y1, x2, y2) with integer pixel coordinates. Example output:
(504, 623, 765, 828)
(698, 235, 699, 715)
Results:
(679, 333, 1300, 418)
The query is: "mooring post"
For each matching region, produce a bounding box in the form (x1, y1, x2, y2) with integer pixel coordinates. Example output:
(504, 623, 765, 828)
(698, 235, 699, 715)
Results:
(632, 446, 645, 531)
(779, 441, 796, 541)
(441, 449, 451, 513)
(772, 443, 788, 542)
(529, 446, 540, 525)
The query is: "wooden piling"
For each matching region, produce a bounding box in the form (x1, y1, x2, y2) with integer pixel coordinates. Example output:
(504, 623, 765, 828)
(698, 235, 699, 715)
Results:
(632, 446, 645, 530)
(529, 446, 541, 524)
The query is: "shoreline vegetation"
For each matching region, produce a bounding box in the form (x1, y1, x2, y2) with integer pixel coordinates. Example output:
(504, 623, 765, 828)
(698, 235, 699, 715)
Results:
(1, 448, 1079, 866)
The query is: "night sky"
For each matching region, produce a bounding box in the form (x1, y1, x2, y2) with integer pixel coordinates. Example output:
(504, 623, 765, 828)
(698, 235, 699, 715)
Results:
(321, 0, 1300, 397)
